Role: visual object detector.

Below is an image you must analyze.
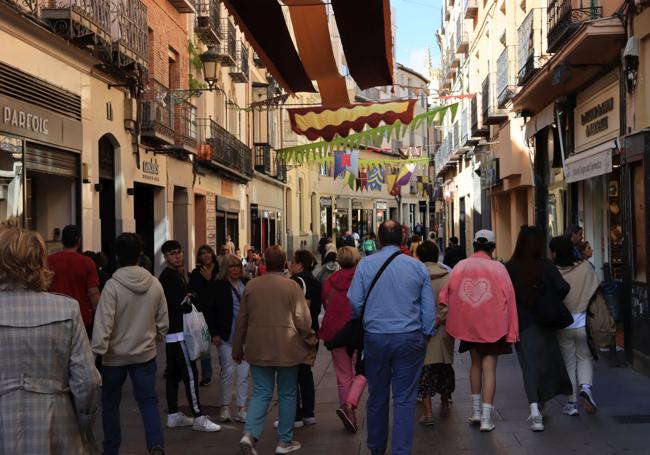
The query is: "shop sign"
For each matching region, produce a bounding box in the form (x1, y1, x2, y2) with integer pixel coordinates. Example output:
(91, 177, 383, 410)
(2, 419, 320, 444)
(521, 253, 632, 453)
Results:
(0, 94, 82, 151)
(217, 196, 239, 213)
(565, 146, 612, 183)
(135, 152, 166, 186)
(320, 197, 332, 207)
(376, 201, 388, 210)
(480, 158, 500, 190)
(352, 200, 363, 209)
(574, 83, 619, 154)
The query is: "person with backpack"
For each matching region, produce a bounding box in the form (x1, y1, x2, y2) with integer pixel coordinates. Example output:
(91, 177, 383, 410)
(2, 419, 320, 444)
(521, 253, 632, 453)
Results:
(549, 236, 613, 416)
(362, 232, 377, 256)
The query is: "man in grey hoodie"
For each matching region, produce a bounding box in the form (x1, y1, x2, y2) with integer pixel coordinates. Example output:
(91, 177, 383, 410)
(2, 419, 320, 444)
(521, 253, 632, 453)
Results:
(92, 233, 169, 455)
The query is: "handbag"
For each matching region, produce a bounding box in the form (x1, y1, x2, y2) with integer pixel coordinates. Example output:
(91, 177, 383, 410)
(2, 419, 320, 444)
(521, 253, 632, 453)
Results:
(328, 251, 401, 351)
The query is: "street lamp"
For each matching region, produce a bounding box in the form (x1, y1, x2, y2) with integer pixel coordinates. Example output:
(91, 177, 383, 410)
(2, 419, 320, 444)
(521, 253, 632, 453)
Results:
(200, 46, 219, 91)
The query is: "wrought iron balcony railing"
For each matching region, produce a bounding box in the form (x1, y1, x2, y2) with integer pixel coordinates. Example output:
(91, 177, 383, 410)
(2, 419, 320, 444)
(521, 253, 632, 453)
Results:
(229, 41, 249, 83)
(140, 79, 174, 145)
(460, 108, 469, 146)
(517, 8, 549, 86)
(455, 18, 469, 54)
(217, 18, 237, 67)
(197, 118, 253, 176)
(464, 0, 478, 19)
(483, 72, 508, 125)
(254, 143, 285, 182)
(253, 51, 265, 68)
(111, 0, 148, 69)
(497, 45, 517, 108)
(175, 101, 197, 151)
(471, 94, 489, 138)
(547, 1, 602, 53)
(194, 0, 221, 45)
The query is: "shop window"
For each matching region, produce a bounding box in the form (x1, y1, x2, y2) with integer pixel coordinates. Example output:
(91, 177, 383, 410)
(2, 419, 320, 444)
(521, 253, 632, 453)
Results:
(0, 135, 24, 228)
(632, 163, 646, 283)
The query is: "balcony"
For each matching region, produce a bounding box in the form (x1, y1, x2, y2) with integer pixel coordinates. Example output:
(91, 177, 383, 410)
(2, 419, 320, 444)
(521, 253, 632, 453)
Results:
(174, 101, 197, 153)
(482, 74, 508, 125)
(168, 0, 196, 14)
(254, 143, 285, 182)
(197, 118, 253, 178)
(471, 94, 489, 138)
(517, 8, 549, 86)
(140, 79, 174, 145)
(41, 0, 112, 62)
(253, 51, 265, 68)
(194, 0, 221, 45)
(229, 41, 249, 83)
(455, 19, 469, 54)
(111, 0, 148, 69)
(460, 109, 469, 146)
(217, 18, 237, 67)
(547, 1, 602, 53)
(464, 0, 478, 19)
(496, 45, 517, 108)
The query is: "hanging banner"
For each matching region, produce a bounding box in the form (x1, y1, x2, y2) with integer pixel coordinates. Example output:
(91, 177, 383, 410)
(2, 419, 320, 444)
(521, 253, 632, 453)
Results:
(367, 166, 385, 191)
(278, 103, 458, 163)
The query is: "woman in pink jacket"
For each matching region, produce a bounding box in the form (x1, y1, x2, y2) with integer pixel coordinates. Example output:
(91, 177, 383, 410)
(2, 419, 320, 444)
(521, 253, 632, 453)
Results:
(319, 247, 366, 434)
(439, 230, 518, 432)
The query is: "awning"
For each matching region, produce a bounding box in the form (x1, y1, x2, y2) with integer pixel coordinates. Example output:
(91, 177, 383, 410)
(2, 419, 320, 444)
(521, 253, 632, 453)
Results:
(222, 0, 393, 99)
(512, 18, 625, 115)
(564, 139, 616, 183)
(525, 102, 555, 139)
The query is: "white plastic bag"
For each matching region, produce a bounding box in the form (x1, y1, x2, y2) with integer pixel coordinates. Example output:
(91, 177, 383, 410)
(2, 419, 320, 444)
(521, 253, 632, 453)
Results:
(183, 304, 211, 361)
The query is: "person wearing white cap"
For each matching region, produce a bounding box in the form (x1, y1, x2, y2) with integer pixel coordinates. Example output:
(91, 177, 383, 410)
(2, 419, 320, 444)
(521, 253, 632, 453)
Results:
(439, 229, 519, 432)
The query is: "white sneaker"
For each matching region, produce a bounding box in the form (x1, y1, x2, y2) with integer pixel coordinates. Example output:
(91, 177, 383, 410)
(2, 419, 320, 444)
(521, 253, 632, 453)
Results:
(219, 406, 232, 422)
(302, 416, 316, 426)
(562, 402, 579, 416)
(480, 415, 495, 432)
(580, 387, 598, 414)
(235, 408, 247, 423)
(192, 415, 221, 432)
(468, 409, 481, 425)
(166, 412, 194, 428)
(275, 440, 301, 454)
(239, 433, 258, 455)
(527, 414, 544, 432)
(273, 420, 304, 429)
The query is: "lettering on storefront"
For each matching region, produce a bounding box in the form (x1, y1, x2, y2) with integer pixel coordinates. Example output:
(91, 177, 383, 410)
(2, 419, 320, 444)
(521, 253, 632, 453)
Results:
(581, 97, 614, 138)
(141, 158, 160, 183)
(135, 152, 166, 186)
(3, 107, 49, 134)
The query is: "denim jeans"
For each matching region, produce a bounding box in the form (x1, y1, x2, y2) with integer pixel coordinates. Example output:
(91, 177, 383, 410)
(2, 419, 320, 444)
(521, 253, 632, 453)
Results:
(245, 365, 298, 443)
(101, 358, 164, 454)
(365, 331, 426, 455)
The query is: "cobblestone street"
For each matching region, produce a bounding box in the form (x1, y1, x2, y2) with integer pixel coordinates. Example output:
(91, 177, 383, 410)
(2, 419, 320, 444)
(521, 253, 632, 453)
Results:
(94, 342, 650, 454)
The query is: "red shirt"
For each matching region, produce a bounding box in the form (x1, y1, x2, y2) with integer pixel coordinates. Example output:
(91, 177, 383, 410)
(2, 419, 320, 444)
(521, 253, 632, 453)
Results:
(48, 250, 99, 326)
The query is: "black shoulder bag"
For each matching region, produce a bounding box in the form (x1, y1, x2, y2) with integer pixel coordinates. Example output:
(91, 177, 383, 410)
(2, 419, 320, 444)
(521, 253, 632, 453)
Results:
(326, 251, 401, 351)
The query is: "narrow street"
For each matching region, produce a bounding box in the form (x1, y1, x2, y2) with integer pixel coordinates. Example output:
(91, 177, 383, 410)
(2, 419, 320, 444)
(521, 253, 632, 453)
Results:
(94, 342, 650, 454)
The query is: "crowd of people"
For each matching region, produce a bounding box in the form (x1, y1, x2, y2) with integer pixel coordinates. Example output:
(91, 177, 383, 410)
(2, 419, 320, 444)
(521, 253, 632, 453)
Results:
(0, 219, 615, 454)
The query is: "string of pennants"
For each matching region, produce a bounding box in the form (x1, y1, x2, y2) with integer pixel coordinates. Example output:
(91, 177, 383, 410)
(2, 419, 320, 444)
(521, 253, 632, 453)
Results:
(277, 103, 458, 164)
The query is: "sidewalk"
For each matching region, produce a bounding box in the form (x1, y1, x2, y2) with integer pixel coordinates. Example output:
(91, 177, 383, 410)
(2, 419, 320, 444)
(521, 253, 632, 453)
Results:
(94, 340, 650, 454)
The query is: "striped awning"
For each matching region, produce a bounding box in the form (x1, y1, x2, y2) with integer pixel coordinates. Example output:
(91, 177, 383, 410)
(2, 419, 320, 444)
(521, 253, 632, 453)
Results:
(222, 0, 394, 105)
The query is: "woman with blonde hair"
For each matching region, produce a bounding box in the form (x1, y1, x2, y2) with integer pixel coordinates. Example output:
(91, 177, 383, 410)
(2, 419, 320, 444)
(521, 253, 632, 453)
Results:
(0, 228, 101, 453)
(320, 246, 367, 433)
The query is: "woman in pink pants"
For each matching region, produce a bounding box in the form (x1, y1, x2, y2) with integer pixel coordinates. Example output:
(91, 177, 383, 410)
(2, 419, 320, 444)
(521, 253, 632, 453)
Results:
(320, 246, 367, 433)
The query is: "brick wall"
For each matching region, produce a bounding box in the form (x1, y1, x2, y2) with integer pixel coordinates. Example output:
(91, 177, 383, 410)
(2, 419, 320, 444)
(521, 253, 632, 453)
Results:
(144, 0, 189, 89)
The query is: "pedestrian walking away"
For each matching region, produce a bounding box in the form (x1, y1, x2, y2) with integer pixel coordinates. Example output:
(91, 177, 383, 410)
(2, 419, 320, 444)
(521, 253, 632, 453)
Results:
(0, 229, 101, 454)
(188, 244, 220, 387)
(316, 247, 341, 283)
(440, 229, 518, 432)
(47, 224, 101, 337)
(550, 236, 600, 416)
(320, 246, 367, 433)
(415, 240, 455, 427)
(442, 236, 466, 269)
(348, 220, 436, 455)
(92, 233, 169, 454)
(506, 227, 573, 432)
(233, 245, 318, 455)
(205, 254, 250, 424)
(159, 240, 220, 433)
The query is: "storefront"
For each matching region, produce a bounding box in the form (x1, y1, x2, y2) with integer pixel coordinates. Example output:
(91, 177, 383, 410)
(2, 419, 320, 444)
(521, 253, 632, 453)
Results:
(334, 197, 350, 235)
(351, 199, 373, 238)
(216, 195, 240, 251)
(132, 151, 167, 271)
(320, 196, 333, 236)
(375, 201, 388, 231)
(0, 88, 82, 253)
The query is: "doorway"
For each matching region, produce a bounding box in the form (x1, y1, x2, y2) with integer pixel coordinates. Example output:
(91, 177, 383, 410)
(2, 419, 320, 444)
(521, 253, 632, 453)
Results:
(134, 183, 155, 266)
(99, 136, 117, 271)
(459, 197, 467, 252)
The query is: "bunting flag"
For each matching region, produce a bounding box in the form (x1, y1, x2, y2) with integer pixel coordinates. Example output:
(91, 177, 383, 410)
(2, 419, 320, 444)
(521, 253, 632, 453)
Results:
(278, 103, 459, 163)
(333, 150, 347, 179)
(390, 163, 415, 196)
(356, 167, 368, 191)
(367, 166, 385, 191)
(333, 149, 360, 178)
(342, 171, 356, 189)
(349, 150, 360, 177)
(386, 172, 397, 194)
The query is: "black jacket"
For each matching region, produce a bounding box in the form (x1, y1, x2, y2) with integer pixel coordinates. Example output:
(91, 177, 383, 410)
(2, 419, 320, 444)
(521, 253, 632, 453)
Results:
(159, 267, 191, 334)
(292, 271, 322, 335)
(188, 265, 220, 313)
(204, 278, 249, 341)
(443, 245, 467, 269)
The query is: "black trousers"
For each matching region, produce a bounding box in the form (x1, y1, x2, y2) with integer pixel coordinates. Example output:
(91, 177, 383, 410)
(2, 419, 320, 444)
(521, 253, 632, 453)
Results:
(166, 341, 202, 417)
(295, 364, 315, 420)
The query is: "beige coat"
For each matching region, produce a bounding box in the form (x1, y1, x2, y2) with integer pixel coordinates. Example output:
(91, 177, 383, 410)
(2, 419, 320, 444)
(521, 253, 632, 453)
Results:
(232, 272, 317, 367)
(558, 261, 599, 314)
(424, 262, 454, 365)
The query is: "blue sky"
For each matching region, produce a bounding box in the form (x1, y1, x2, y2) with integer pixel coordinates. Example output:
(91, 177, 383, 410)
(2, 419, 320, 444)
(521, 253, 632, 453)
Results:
(392, 0, 442, 75)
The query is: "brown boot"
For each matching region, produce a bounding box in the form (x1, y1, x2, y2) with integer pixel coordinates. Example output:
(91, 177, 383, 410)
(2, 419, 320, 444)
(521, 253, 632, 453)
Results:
(336, 405, 358, 433)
